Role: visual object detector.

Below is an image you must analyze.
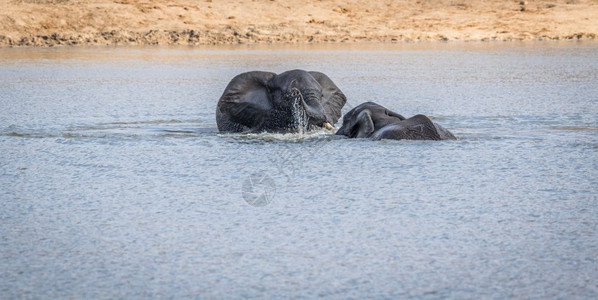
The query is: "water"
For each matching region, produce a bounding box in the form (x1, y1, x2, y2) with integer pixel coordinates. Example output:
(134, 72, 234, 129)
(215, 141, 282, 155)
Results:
(1, 42, 597, 298)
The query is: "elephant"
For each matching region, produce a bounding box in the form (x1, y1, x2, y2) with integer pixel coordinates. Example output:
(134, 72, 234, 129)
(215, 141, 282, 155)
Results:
(335, 102, 456, 141)
(216, 70, 347, 133)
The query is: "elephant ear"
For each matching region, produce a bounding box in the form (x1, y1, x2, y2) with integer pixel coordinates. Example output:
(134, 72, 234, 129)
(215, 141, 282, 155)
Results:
(372, 115, 442, 141)
(217, 71, 277, 131)
(385, 109, 406, 121)
(308, 71, 347, 124)
(335, 109, 375, 138)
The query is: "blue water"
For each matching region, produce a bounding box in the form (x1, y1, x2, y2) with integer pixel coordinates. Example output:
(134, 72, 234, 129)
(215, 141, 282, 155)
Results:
(1, 42, 597, 298)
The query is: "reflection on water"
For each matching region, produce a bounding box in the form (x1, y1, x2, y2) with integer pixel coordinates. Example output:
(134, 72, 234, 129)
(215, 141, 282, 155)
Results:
(2, 41, 583, 62)
(1, 42, 597, 298)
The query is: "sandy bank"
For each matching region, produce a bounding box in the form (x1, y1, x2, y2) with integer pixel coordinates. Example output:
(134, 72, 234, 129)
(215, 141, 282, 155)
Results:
(1, 0, 597, 47)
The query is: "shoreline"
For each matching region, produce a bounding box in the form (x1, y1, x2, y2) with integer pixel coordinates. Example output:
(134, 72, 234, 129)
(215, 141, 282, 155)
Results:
(3, 39, 597, 50)
(2, 29, 596, 48)
(2, 0, 597, 47)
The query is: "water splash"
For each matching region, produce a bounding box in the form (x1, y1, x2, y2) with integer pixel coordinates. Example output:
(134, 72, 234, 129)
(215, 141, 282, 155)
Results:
(291, 97, 309, 134)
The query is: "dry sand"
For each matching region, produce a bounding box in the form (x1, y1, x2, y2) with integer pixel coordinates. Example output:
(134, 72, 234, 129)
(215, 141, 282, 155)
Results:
(1, 0, 597, 47)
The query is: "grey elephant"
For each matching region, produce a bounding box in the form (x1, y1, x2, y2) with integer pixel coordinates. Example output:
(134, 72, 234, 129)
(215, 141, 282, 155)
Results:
(336, 102, 456, 140)
(216, 70, 347, 133)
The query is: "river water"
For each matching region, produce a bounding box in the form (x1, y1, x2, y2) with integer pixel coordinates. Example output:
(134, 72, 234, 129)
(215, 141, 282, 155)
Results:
(1, 42, 597, 298)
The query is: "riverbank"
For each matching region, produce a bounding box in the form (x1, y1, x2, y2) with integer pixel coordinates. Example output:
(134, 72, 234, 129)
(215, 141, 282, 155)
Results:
(1, 0, 597, 47)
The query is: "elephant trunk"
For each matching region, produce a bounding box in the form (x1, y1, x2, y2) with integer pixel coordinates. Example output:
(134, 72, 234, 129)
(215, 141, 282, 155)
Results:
(282, 88, 331, 132)
(289, 88, 308, 132)
(294, 88, 329, 129)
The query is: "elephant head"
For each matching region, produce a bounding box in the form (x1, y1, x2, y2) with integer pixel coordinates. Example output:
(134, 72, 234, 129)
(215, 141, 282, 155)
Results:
(336, 102, 456, 140)
(216, 70, 347, 133)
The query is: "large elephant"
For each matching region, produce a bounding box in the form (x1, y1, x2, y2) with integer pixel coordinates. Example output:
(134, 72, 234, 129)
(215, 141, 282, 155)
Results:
(216, 70, 347, 133)
(335, 102, 456, 140)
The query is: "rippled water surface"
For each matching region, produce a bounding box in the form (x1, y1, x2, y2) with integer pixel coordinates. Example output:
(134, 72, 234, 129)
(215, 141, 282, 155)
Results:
(1, 42, 597, 298)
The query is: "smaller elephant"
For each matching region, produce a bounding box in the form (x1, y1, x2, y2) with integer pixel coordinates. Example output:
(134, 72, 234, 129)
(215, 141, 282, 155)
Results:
(335, 102, 456, 141)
